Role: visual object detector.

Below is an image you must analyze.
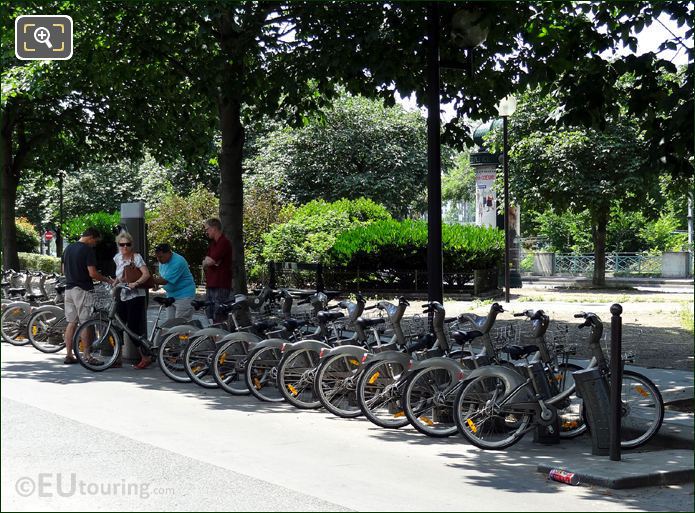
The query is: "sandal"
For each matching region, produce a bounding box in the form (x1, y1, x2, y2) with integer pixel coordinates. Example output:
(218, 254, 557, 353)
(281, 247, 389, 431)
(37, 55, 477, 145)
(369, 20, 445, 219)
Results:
(85, 356, 101, 366)
(63, 356, 78, 365)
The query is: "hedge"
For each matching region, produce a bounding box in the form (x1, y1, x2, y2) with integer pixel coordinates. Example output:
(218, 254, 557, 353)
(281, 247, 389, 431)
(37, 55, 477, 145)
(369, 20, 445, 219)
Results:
(330, 219, 504, 273)
(18, 252, 62, 273)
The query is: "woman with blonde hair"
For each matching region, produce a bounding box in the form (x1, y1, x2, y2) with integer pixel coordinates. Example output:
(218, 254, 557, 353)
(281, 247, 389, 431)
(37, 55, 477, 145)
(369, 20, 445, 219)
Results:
(113, 231, 151, 369)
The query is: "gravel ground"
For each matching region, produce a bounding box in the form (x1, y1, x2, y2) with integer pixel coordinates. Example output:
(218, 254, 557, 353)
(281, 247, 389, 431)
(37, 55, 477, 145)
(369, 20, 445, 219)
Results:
(385, 286, 694, 371)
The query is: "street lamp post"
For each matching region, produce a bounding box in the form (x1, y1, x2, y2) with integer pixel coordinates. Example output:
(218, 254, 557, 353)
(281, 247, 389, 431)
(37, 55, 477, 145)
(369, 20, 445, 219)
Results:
(496, 95, 517, 303)
(426, 4, 488, 303)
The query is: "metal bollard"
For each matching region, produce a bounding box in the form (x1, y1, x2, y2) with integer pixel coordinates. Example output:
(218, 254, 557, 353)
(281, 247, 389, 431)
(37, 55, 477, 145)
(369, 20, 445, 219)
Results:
(610, 303, 623, 461)
(573, 367, 610, 455)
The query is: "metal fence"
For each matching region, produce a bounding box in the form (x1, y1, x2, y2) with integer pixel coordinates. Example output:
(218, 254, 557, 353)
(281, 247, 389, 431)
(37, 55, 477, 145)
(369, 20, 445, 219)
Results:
(554, 253, 662, 276)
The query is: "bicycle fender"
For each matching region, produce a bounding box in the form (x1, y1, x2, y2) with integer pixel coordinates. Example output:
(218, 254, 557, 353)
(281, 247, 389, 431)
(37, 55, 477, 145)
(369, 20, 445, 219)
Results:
(164, 325, 200, 337)
(364, 350, 411, 367)
(321, 344, 365, 359)
(282, 339, 330, 354)
(220, 332, 262, 345)
(30, 304, 64, 318)
(2, 302, 32, 319)
(462, 365, 534, 402)
(191, 327, 229, 341)
(158, 317, 191, 330)
(409, 356, 463, 376)
(251, 338, 289, 350)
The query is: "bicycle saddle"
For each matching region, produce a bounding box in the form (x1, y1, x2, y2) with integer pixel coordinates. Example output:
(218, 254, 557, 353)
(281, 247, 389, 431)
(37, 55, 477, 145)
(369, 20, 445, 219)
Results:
(8, 287, 26, 294)
(253, 319, 278, 333)
(317, 310, 344, 323)
(355, 316, 385, 328)
(283, 319, 311, 331)
(504, 344, 539, 360)
(153, 297, 176, 307)
(55, 285, 66, 293)
(451, 330, 483, 343)
(26, 294, 46, 301)
(405, 332, 436, 353)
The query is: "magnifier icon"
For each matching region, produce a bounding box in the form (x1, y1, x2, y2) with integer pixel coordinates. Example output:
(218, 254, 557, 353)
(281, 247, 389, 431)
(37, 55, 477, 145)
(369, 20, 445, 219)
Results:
(34, 26, 52, 48)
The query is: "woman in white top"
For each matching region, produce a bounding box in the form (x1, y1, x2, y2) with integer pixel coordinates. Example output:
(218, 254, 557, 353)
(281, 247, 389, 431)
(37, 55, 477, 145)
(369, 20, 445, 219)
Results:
(113, 231, 151, 369)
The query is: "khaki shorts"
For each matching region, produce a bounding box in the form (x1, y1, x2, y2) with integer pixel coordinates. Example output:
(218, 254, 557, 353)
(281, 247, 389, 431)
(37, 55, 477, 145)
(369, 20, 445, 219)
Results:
(64, 287, 95, 323)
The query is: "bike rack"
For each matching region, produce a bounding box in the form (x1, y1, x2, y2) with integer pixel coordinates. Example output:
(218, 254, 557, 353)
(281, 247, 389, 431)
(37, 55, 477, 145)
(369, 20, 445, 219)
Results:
(573, 367, 611, 455)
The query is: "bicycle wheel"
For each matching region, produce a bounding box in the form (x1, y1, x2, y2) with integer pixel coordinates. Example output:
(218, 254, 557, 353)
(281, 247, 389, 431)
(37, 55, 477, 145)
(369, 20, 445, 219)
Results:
(552, 363, 586, 439)
(183, 335, 220, 389)
(403, 366, 460, 437)
(619, 370, 664, 449)
(73, 318, 122, 371)
(27, 310, 67, 353)
(1, 306, 31, 345)
(245, 345, 285, 402)
(277, 348, 321, 409)
(212, 340, 251, 395)
(314, 354, 363, 418)
(454, 374, 531, 450)
(356, 359, 410, 429)
(158, 331, 192, 383)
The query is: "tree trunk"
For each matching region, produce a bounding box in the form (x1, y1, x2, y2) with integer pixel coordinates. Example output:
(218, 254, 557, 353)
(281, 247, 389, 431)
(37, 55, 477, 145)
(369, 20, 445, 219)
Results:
(591, 207, 609, 287)
(217, 93, 247, 294)
(1, 127, 20, 271)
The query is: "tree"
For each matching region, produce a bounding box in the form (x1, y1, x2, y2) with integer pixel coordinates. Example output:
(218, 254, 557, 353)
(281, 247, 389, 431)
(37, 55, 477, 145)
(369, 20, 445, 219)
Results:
(502, 91, 655, 285)
(245, 94, 444, 218)
(5, 1, 692, 283)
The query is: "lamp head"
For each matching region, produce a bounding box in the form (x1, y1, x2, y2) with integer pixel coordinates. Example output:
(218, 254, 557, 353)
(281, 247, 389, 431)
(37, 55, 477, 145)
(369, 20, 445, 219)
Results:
(496, 95, 518, 117)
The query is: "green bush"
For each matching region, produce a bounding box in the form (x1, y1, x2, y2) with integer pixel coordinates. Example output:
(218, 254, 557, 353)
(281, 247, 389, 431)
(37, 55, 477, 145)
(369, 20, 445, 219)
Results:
(330, 220, 504, 273)
(148, 187, 219, 267)
(16, 217, 40, 253)
(18, 252, 61, 273)
(63, 212, 120, 244)
(260, 198, 392, 265)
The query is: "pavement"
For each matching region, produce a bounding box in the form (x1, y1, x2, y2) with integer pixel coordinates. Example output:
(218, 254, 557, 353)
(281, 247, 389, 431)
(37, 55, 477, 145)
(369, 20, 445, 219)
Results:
(520, 275, 694, 294)
(1, 342, 694, 512)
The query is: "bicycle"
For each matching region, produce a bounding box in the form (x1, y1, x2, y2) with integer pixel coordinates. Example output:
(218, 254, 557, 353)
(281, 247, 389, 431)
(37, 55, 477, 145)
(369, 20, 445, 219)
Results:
(453, 310, 664, 450)
(72, 284, 176, 371)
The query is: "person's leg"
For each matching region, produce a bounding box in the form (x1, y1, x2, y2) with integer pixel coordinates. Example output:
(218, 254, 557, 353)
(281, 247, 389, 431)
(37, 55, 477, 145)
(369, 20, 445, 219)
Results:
(76, 289, 95, 360)
(205, 288, 217, 323)
(63, 289, 79, 363)
(127, 297, 151, 368)
(213, 288, 231, 323)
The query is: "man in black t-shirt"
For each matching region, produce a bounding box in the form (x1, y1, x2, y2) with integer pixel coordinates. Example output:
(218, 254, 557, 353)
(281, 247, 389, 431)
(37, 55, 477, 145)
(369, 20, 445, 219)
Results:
(61, 227, 114, 364)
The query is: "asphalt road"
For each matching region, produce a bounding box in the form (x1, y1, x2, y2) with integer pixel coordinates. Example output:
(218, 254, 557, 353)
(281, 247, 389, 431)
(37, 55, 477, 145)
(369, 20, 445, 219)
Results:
(1, 344, 692, 512)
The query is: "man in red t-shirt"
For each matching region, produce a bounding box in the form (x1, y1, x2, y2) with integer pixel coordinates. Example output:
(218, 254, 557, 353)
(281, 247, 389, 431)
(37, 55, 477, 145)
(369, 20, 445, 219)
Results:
(202, 218, 233, 322)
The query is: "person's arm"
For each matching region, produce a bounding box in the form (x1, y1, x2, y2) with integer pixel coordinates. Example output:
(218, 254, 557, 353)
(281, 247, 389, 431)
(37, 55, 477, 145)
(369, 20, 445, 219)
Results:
(206, 239, 231, 267)
(88, 266, 114, 285)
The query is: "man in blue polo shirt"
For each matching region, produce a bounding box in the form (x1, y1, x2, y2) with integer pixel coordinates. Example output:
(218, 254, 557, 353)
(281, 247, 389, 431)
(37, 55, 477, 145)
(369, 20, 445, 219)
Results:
(152, 243, 196, 320)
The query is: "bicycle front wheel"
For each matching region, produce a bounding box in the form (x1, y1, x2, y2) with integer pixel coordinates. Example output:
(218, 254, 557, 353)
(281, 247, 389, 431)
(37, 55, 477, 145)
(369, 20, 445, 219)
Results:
(314, 354, 363, 418)
(454, 374, 531, 450)
(28, 310, 67, 353)
(183, 336, 220, 389)
(620, 370, 664, 449)
(403, 366, 460, 437)
(356, 360, 410, 429)
(158, 331, 192, 383)
(212, 340, 251, 395)
(1, 306, 31, 345)
(74, 318, 122, 371)
(277, 348, 321, 409)
(245, 345, 285, 402)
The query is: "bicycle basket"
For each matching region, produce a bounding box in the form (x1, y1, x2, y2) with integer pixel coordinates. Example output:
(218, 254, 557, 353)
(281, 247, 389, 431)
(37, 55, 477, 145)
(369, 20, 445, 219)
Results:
(91, 285, 113, 312)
